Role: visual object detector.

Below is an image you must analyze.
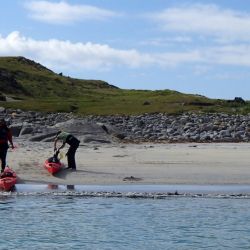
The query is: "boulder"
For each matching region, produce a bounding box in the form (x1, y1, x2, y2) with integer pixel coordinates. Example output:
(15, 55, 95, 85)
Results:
(29, 131, 58, 142)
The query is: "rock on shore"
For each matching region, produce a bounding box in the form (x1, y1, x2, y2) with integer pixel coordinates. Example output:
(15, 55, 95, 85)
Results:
(0, 108, 249, 143)
(86, 113, 250, 143)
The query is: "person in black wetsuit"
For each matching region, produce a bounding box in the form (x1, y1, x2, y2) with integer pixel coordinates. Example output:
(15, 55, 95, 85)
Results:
(0, 119, 14, 173)
(54, 131, 80, 170)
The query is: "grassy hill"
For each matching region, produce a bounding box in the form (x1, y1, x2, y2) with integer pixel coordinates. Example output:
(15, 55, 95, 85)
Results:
(0, 56, 249, 115)
(0, 56, 116, 97)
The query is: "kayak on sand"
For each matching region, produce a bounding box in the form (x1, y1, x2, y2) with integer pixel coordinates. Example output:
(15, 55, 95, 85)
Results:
(44, 151, 64, 174)
(0, 166, 17, 191)
(44, 159, 64, 174)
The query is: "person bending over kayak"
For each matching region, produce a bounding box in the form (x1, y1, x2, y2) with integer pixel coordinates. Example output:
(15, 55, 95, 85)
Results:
(0, 119, 14, 173)
(54, 131, 80, 170)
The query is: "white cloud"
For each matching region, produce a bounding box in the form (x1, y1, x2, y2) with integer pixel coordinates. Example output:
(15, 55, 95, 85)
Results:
(205, 45, 250, 66)
(1, 31, 250, 74)
(0, 31, 157, 71)
(150, 3, 250, 41)
(24, 1, 120, 24)
(141, 36, 192, 46)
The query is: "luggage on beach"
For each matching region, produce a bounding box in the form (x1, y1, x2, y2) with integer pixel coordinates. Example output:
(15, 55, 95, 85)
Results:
(0, 166, 17, 191)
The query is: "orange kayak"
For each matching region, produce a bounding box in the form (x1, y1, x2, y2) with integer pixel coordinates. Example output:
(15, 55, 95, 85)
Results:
(44, 160, 63, 174)
(0, 167, 17, 191)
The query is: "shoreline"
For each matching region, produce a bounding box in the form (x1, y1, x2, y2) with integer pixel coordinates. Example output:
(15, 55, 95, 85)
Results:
(7, 140, 250, 186)
(4, 184, 250, 198)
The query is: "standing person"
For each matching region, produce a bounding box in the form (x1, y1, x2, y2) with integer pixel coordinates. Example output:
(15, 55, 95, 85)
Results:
(0, 119, 14, 173)
(54, 131, 80, 170)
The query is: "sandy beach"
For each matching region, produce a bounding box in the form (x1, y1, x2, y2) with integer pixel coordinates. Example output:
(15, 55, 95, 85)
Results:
(5, 139, 250, 186)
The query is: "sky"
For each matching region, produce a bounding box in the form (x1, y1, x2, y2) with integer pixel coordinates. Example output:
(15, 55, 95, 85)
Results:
(1, 0, 250, 100)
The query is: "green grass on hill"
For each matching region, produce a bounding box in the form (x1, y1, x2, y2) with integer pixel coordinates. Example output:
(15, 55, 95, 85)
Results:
(2, 89, 249, 115)
(0, 56, 116, 98)
(0, 56, 249, 115)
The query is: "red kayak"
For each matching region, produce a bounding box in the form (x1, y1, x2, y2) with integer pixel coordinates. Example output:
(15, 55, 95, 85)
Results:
(44, 160, 64, 174)
(0, 166, 17, 191)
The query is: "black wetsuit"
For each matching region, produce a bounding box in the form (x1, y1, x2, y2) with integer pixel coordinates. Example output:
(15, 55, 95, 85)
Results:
(0, 127, 10, 172)
(65, 134, 80, 170)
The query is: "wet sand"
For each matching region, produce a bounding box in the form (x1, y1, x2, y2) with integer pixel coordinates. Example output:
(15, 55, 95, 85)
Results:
(7, 139, 250, 185)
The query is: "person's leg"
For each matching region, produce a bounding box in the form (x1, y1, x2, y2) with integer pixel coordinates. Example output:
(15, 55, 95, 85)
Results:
(0, 148, 7, 172)
(67, 146, 77, 169)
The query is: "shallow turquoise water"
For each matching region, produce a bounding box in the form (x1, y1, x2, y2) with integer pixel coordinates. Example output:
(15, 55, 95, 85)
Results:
(0, 186, 250, 249)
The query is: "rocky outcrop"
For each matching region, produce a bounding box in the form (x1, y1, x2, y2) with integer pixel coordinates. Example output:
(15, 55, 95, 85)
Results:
(85, 113, 250, 143)
(0, 108, 249, 143)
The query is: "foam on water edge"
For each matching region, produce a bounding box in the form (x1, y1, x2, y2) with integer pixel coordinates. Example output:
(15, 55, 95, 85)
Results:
(1, 184, 250, 199)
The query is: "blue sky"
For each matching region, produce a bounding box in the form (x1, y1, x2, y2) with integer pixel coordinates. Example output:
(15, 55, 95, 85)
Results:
(1, 0, 250, 99)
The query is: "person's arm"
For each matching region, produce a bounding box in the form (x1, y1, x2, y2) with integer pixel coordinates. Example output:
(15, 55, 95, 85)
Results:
(7, 129, 14, 149)
(54, 137, 57, 151)
(58, 142, 66, 151)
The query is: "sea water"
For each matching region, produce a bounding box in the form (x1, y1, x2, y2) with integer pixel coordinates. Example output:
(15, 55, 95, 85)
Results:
(0, 185, 250, 250)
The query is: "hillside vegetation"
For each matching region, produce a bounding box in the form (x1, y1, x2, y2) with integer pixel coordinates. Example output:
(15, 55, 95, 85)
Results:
(0, 56, 249, 115)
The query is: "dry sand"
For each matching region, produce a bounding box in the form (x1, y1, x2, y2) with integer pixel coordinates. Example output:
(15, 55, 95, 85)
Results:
(7, 139, 250, 185)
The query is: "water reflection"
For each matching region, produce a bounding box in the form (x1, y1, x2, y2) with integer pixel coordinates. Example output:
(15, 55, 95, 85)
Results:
(47, 184, 75, 191)
(67, 185, 75, 190)
(47, 184, 58, 190)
